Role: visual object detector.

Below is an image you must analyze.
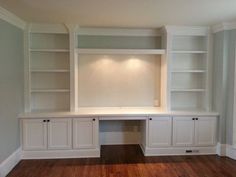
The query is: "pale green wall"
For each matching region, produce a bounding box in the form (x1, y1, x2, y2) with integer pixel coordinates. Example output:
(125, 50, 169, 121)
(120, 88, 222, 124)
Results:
(0, 19, 24, 163)
(213, 29, 236, 145)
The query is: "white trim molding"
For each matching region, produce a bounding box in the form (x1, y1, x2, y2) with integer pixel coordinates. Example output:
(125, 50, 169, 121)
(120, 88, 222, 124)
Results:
(0, 148, 21, 177)
(212, 22, 236, 33)
(21, 148, 100, 159)
(0, 6, 26, 29)
(216, 143, 227, 156)
(226, 145, 236, 160)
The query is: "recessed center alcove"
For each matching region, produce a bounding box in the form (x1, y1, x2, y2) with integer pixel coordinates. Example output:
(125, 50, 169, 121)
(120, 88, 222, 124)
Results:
(77, 54, 161, 107)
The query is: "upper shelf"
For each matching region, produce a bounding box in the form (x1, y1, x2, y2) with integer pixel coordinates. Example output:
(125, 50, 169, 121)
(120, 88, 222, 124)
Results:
(171, 50, 207, 54)
(76, 48, 166, 55)
(30, 49, 69, 52)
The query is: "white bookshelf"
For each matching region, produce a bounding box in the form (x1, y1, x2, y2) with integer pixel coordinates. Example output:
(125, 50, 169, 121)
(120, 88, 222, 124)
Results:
(28, 32, 70, 112)
(167, 29, 210, 111)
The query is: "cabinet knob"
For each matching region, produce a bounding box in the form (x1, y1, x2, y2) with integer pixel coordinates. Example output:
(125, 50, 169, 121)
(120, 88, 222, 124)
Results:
(47, 120, 50, 122)
(43, 120, 46, 122)
(149, 118, 152, 120)
(93, 118, 96, 121)
(192, 118, 195, 120)
(196, 118, 199, 120)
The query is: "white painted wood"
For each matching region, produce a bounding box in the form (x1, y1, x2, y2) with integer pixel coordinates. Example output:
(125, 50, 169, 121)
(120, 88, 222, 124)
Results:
(77, 48, 165, 55)
(21, 148, 100, 159)
(24, 25, 31, 112)
(48, 118, 72, 150)
(194, 117, 217, 146)
(0, 6, 26, 29)
(31, 69, 70, 73)
(171, 70, 206, 73)
(18, 108, 219, 118)
(148, 117, 172, 147)
(0, 148, 21, 177)
(143, 146, 217, 156)
(171, 89, 205, 92)
(30, 49, 69, 52)
(73, 118, 98, 149)
(66, 24, 78, 112)
(22, 119, 47, 150)
(31, 89, 70, 93)
(171, 51, 207, 54)
(173, 117, 195, 146)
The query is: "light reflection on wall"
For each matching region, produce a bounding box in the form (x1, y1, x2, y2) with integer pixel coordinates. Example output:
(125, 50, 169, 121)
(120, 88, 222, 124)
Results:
(78, 54, 161, 107)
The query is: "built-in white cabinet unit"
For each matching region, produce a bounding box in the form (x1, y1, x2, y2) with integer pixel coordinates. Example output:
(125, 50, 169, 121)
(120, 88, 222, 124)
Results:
(73, 118, 99, 149)
(22, 119, 47, 150)
(194, 117, 217, 146)
(148, 117, 172, 147)
(165, 27, 210, 111)
(22, 118, 72, 150)
(173, 116, 216, 147)
(48, 118, 72, 150)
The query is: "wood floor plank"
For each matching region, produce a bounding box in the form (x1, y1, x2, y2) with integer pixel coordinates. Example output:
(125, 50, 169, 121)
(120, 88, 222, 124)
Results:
(7, 145, 236, 177)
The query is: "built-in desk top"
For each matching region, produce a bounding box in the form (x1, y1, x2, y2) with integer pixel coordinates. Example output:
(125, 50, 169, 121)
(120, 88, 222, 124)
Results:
(19, 107, 219, 119)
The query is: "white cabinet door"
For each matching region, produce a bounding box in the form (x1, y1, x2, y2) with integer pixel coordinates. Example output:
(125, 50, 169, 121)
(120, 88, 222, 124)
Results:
(22, 119, 47, 150)
(148, 117, 172, 147)
(73, 118, 98, 149)
(173, 117, 195, 147)
(48, 118, 72, 150)
(195, 117, 217, 146)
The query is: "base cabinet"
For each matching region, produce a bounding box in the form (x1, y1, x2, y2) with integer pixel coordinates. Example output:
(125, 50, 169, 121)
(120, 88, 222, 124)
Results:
(194, 117, 217, 146)
(22, 118, 72, 150)
(173, 117, 195, 146)
(148, 117, 172, 147)
(22, 119, 47, 150)
(48, 119, 72, 150)
(173, 116, 217, 147)
(73, 118, 99, 149)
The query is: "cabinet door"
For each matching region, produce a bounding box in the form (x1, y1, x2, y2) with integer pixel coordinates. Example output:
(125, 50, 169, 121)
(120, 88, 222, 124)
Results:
(22, 119, 47, 150)
(48, 118, 72, 150)
(173, 117, 195, 146)
(195, 117, 217, 146)
(73, 118, 98, 149)
(148, 117, 172, 147)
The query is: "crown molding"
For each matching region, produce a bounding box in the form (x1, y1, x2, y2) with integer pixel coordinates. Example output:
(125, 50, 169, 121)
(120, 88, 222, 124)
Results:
(212, 22, 236, 33)
(0, 6, 26, 29)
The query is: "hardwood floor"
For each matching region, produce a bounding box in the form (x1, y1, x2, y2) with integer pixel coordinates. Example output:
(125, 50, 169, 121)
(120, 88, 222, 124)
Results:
(7, 145, 236, 177)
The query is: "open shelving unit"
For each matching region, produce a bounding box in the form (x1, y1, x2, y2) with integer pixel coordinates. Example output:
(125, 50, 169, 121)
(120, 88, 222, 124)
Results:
(24, 25, 212, 113)
(167, 29, 210, 111)
(26, 30, 70, 112)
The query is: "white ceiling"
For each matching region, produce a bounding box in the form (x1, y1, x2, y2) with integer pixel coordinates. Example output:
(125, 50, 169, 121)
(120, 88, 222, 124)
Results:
(1, 0, 236, 27)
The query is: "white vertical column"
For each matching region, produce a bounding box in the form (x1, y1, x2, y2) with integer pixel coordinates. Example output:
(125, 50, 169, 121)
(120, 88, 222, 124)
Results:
(66, 24, 79, 112)
(162, 26, 172, 111)
(206, 29, 212, 111)
(24, 24, 31, 112)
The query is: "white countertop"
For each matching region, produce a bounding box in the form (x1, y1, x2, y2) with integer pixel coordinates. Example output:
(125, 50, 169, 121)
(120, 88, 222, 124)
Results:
(19, 107, 219, 118)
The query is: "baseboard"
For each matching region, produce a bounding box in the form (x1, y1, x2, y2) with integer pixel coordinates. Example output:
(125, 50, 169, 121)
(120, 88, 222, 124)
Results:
(0, 147, 21, 177)
(216, 143, 227, 156)
(21, 148, 100, 159)
(226, 145, 236, 160)
(143, 146, 217, 156)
